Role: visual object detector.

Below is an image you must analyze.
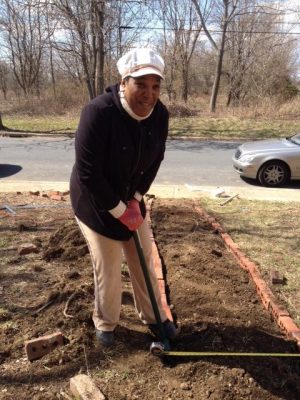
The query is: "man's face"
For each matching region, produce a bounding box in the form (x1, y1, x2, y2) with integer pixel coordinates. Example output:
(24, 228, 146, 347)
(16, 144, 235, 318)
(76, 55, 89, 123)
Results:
(122, 75, 161, 117)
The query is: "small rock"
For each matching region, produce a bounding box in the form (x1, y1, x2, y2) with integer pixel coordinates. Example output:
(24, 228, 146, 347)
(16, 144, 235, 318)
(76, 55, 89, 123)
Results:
(66, 270, 81, 280)
(70, 374, 105, 400)
(18, 243, 39, 255)
(180, 382, 191, 390)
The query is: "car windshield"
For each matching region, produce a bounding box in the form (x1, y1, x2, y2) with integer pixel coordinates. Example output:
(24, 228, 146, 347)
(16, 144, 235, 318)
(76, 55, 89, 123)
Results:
(287, 134, 300, 145)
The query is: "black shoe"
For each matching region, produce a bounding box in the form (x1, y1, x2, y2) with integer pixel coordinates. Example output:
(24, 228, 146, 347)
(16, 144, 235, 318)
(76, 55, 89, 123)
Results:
(95, 330, 114, 346)
(149, 319, 177, 340)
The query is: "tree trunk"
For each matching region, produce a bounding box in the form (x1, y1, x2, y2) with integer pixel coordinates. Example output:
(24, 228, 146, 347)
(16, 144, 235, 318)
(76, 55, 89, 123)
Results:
(95, 2, 105, 95)
(181, 61, 188, 102)
(209, 22, 227, 112)
(0, 112, 6, 130)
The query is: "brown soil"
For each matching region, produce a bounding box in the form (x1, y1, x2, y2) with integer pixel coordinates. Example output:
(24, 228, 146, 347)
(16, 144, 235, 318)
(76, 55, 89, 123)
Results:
(0, 193, 300, 400)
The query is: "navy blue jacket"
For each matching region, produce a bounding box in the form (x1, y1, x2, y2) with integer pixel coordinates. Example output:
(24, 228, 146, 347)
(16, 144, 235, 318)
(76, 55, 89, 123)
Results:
(70, 84, 169, 240)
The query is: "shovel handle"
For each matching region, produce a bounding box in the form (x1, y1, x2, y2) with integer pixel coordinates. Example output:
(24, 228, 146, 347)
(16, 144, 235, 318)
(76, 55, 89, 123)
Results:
(132, 231, 169, 348)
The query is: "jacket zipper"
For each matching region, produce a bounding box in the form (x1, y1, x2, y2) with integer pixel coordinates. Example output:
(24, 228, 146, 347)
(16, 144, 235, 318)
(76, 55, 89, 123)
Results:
(124, 122, 144, 202)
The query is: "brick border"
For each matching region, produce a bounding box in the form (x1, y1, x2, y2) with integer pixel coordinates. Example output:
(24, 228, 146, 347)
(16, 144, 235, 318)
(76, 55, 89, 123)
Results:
(146, 201, 173, 322)
(194, 205, 300, 349)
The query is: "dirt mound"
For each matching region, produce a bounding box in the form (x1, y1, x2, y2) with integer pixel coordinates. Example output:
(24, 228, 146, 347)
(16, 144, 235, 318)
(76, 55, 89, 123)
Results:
(42, 221, 88, 261)
(0, 194, 300, 399)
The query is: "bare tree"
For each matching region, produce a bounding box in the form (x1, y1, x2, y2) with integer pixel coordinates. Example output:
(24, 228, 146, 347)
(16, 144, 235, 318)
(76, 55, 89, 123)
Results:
(224, 1, 297, 105)
(192, 0, 240, 112)
(50, 0, 150, 99)
(50, 0, 106, 99)
(1, 0, 50, 96)
(155, 0, 202, 102)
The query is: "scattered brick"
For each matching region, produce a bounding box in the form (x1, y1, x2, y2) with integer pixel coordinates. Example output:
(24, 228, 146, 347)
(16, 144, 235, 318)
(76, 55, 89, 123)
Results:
(70, 374, 105, 400)
(50, 194, 65, 201)
(48, 190, 60, 196)
(271, 270, 285, 284)
(18, 243, 39, 255)
(29, 191, 40, 196)
(211, 249, 222, 257)
(25, 331, 64, 361)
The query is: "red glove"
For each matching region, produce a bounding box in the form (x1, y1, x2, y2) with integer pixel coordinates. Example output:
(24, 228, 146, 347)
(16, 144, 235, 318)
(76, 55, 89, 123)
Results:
(118, 199, 143, 231)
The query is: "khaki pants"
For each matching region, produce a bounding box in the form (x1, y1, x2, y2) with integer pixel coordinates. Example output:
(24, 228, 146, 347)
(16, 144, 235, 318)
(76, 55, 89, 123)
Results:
(76, 217, 167, 332)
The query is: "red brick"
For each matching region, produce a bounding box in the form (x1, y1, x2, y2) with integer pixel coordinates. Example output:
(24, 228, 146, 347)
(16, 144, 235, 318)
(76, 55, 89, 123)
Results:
(18, 243, 39, 255)
(269, 302, 290, 320)
(25, 331, 64, 361)
(270, 270, 285, 284)
(291, 331, 300, 349)
(50, 194, 64, 201)
(157, 279, 166, 294)
(278, 316, 300, 336)
(48, 190, 60, 196)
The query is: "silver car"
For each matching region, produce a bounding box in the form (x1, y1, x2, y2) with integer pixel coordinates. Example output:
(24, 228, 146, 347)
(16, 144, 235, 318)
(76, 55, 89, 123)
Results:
(232, 133, 300, 187)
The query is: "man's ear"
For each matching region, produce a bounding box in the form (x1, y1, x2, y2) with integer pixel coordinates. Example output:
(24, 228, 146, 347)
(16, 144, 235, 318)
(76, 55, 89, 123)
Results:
(120, 78, 126, 89)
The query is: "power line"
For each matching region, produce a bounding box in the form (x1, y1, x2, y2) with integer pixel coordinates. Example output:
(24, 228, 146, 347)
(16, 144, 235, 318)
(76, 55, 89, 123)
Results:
(121, 25, 300, 35)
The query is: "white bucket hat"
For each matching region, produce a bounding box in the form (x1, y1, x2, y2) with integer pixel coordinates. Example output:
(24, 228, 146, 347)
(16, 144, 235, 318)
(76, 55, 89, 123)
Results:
(117, 48, 165, 80)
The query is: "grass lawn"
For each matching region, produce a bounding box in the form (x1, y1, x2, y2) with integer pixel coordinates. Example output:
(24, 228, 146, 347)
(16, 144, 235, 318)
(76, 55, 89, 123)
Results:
(1, 115, 78, 133)
(197, 196, 300, 326)
(2, 114, 300, 140)
(169, 116, 300, 140)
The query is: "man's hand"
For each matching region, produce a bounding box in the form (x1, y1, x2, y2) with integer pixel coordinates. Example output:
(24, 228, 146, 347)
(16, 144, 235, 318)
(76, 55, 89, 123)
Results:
(118, 199, 143, 231)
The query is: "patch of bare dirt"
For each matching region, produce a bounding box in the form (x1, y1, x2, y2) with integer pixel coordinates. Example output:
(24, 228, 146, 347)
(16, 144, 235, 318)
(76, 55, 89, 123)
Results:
(0, 193, 300, 400)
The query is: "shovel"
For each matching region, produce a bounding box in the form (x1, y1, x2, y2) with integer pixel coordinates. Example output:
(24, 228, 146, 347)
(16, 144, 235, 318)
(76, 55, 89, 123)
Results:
(132, 230, 171, 352)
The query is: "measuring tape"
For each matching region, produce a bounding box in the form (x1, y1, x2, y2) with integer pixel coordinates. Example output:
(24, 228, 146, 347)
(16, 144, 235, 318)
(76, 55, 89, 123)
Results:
(150, 342, 300, 357)
(163, 351, 300, 357)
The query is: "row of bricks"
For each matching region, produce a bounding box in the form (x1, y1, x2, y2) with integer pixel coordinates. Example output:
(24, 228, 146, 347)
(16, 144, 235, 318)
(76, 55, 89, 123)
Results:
(147, 200, 173, 322)
(194, 205, 300, 349)
(28, 190, 70, 201)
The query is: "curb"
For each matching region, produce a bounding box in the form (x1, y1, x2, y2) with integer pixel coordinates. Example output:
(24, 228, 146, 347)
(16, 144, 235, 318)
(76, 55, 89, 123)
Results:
(0, 131, 74, 138)
(194, 204, 300, 350)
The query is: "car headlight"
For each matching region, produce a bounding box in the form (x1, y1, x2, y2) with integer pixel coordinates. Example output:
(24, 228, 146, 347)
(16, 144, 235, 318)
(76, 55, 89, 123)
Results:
(239, 154, 255, 163)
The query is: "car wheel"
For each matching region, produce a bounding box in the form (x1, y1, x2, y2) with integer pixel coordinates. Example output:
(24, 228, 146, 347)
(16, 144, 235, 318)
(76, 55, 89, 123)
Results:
(258, 161, 289, 187)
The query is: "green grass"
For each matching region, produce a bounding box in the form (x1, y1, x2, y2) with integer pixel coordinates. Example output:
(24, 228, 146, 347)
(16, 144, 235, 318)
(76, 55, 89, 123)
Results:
(197, 197, 300, 325)
(2, 115, 78, 133)
(0, 238, 8, 248)
(3, 114, 300, 139)
(169, 116, 300, 140)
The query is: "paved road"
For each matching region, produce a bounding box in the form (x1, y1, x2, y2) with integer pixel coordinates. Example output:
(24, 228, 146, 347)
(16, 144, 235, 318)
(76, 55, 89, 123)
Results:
(1, 136, 299, 202)
(0, 136, 242, 186)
